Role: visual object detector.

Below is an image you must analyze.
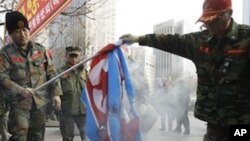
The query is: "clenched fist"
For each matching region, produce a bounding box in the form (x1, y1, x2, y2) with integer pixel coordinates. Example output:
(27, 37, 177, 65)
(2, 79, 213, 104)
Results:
(20, 87, 34, 98)
(53, 95, 61, 111)
(119, 34, 139, 44)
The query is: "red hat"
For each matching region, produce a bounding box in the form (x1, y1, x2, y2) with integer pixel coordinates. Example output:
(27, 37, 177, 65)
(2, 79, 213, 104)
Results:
(197, 0, 232, 23)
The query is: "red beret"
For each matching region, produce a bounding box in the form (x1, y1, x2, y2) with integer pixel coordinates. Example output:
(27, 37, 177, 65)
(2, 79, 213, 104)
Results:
(197, 0, 232, 23)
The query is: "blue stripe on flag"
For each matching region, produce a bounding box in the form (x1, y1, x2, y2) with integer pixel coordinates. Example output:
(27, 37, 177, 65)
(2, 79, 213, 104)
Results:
(81, 88, 101, 141)
(108, 49, 121, 141)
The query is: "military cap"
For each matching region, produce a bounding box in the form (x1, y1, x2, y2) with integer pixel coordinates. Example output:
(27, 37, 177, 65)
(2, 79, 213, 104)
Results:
(65, 46, 81, 55)
(5, 11, 30, 34)
(197, 0, 232, 23)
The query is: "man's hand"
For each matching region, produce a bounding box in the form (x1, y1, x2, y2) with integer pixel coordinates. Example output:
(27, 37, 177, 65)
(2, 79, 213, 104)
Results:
(53, 95, 61, 111)
(119, 34, 139, 44)
(20, 87, 34, 98)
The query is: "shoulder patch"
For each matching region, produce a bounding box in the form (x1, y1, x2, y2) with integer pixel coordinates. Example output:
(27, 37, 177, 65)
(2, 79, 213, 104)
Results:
(238, 24, 250, 30)
(238, 24, 250, 38)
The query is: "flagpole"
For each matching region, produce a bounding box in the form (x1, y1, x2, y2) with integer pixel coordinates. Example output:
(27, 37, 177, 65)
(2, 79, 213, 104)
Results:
(34, 52, 99, 92)
(34, 40, 123, 92)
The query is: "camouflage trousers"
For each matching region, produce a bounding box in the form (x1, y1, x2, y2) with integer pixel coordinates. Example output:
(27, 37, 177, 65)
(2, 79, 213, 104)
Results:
(59, 114, 86, 141)
(0, 111, 9, 141)
(203, 123, 229, 141)
(8, 104, 46, 141)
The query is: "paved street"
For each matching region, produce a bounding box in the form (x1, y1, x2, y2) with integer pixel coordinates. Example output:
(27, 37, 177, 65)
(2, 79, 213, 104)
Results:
(143, 111, 206, 141)
(44, 111, 206, 141)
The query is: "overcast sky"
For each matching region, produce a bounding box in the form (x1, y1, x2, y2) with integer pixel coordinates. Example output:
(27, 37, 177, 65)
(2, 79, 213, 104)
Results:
(115, 0, 243, 38)
(0, 0, 243, 40)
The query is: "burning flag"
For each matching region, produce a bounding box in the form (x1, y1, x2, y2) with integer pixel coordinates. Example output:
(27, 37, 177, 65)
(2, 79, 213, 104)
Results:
(81, 42, 142, 141)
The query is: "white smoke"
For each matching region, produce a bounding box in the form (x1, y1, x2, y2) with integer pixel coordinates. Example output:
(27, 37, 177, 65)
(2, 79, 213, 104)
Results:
(123, 48, 205, 141)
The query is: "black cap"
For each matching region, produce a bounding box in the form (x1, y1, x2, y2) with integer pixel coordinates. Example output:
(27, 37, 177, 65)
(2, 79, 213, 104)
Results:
(65, 46, 81, 55)
(5, 11, 29, 34)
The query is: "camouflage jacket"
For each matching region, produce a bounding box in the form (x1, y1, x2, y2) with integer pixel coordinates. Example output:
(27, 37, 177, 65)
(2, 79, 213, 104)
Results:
(60, 65, 87, 115)
(0, 42, 63, 110)
(0, 84, 9, 116)
(138, 20, 250, 126)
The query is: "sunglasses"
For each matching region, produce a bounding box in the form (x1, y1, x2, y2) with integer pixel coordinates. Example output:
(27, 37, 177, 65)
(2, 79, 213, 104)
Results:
(203, 11, 229, 26)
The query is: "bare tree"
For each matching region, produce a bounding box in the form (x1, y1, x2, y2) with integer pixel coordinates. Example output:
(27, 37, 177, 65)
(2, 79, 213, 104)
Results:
(0, 0, 18, 11)
(36, 0, 109, 68)
(0, 0, 110, 68)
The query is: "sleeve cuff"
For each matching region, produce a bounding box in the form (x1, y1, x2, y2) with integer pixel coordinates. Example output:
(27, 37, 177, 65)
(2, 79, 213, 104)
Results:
(2, 78, 24, 94)
(138, 35, 147, 46)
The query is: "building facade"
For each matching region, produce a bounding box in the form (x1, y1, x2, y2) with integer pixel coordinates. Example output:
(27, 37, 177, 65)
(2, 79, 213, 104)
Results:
(85, 0, 116, 55)
(243, 0, 250, 25)
(36, 0, 116, 68)
(126, 19, 197, 94)
(153, 20, 184, 83)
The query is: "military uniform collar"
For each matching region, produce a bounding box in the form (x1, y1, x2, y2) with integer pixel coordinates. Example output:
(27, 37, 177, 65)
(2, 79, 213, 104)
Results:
(224, 19, 239, 41)
(205, 19, 239, 42)
(11, 41, 33, 50)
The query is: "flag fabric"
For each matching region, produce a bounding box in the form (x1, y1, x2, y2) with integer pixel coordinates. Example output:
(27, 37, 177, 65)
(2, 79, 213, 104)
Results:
(81, 42, 142, 141)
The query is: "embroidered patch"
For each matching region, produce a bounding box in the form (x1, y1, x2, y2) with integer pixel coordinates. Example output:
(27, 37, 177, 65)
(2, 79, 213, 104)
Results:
(11, 56, 25, 63)
(32, 51, 44, 60)
(225, 48, 248, 55)
(198, 45, 213, 54)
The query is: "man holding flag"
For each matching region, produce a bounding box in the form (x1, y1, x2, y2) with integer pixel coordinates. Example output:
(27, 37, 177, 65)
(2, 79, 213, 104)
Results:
(0, 11, 62, 141)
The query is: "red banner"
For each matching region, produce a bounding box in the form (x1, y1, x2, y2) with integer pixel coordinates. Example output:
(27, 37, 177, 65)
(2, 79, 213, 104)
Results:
(16, 0, 72, 38)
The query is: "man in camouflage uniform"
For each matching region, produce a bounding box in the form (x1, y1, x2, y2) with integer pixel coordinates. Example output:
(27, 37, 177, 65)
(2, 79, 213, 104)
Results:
(59, 46, 87, 141)
(120, 0, 250, 140)
(0, 11, 62, 141)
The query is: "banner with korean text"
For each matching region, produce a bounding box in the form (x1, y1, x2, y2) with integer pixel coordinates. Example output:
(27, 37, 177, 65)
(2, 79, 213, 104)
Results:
(16, 0, 72, 38)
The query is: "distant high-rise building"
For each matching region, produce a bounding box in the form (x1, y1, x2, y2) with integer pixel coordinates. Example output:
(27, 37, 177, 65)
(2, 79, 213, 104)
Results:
(127, 45, 154, 95)
(85, 0, 116, 55)
(126, 19, 197, 94)
(153, 20, 184, 81)
(243, 0, 250, 25)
